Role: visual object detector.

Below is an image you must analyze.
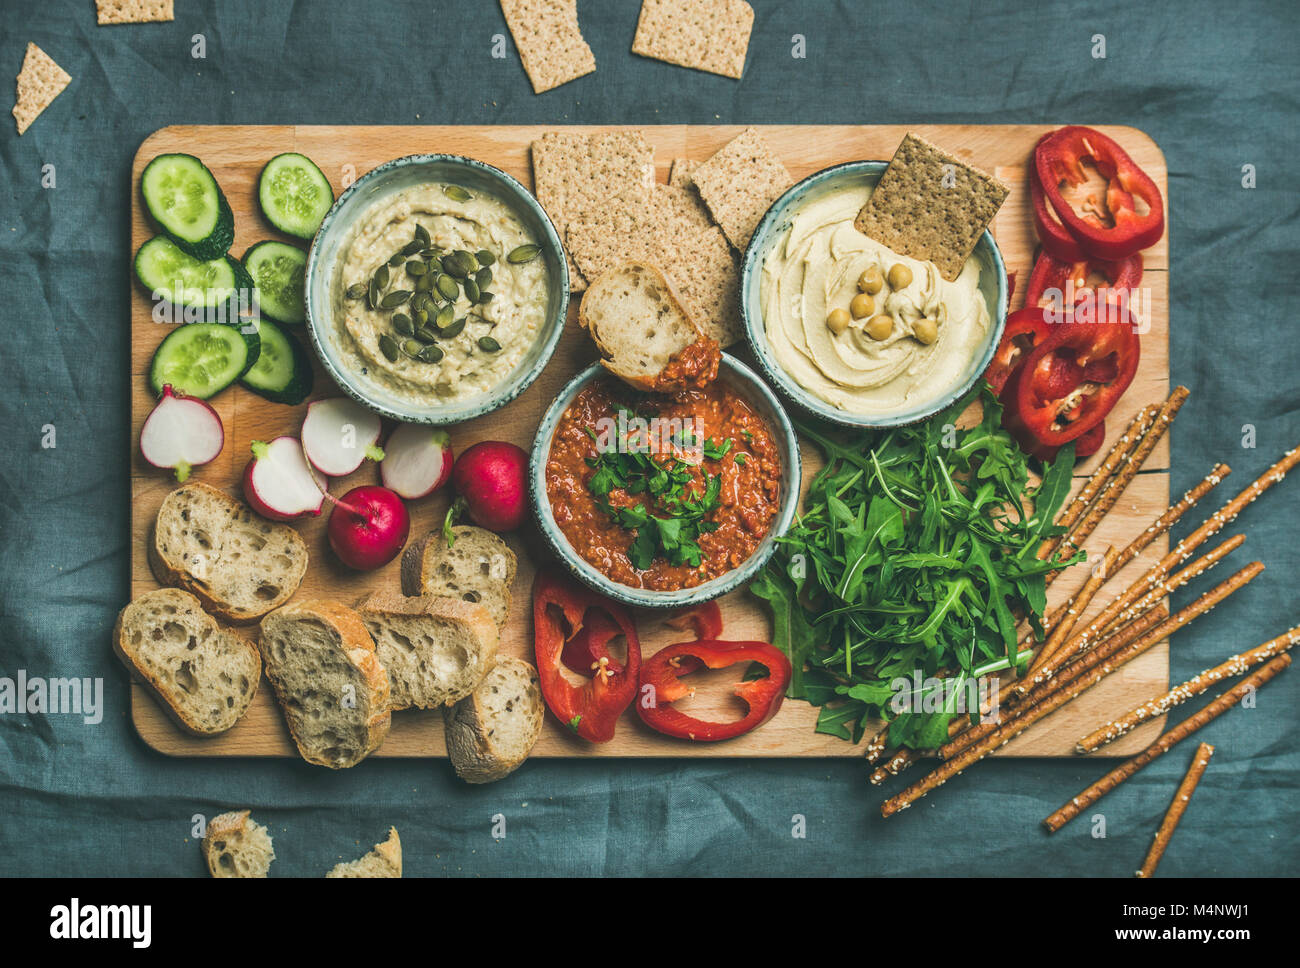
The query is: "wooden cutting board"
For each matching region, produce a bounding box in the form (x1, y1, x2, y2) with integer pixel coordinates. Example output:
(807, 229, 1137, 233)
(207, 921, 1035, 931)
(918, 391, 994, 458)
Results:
(128, 124, 1172, 759)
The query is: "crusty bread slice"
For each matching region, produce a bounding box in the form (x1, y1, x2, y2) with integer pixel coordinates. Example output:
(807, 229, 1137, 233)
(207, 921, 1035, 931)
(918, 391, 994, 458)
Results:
(357, 592, 499, 711)
(443, 656, 544, 784)
(203, 810, 275, 878)
(579, 261, 719, 392)
(400, 526, 517, 629)
(113, 587, 260, 735)
(150, 481, 308, 624)
(326, 827, 402, 878)
(258, 600, 391, 769)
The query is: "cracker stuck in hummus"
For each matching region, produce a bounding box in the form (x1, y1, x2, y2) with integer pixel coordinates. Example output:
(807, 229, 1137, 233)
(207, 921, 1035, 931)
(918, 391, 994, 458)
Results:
(854, 133, 1009, 282)
(12, 43, 71, 135)
(501, 0, 596, 94)
(632, 0, 755, 79)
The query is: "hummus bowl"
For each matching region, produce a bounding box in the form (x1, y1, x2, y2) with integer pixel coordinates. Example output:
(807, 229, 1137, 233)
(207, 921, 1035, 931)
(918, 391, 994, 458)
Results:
(741, 160, 1007, 428)
(530, 355, 801, 610)
(305, 154, 568, 424)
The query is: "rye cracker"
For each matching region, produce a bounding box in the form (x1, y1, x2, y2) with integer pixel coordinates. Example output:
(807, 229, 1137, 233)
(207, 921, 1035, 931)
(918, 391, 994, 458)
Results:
(668, 225, 742, 347)
(531, 129, 656, 292)
(500, 0, 596, 94)
(96, 0, 175, 24)
(631, 0, 754, 80)
(668, 157, 699, 187)
(854, 132, 1009, 282)
(690, 127, 792, 252)
(13, 43, 71, 135)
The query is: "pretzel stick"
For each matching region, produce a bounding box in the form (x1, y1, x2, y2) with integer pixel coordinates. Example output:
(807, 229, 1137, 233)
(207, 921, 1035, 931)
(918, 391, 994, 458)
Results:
(1039, 404, 1160, 560)
(1136, 743, 1215, 877)
(864, 726, 890, 765)
(885, 567, 1263, 816)
(1076, 624, 1300, 753)
(870, 748, 918, 785)
(1028, 545, 1119, 675)
(937, 562, 1263, 761)
(1045, 387, 1190, 586)
(1043, 657, 1290, 833)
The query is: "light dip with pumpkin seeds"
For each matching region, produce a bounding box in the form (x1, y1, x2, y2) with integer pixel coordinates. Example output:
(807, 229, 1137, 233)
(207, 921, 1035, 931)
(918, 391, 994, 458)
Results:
(332, 182, 550, 405)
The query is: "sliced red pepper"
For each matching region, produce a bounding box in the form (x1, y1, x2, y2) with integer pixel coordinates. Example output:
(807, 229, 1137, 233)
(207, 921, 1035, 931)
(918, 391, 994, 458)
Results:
(660, 601, 725, 675)
(637, 639, 791, 742)
(1003, 314, 1140, 449)
(984, 307, 1053, 396)
(1016, 416, 1106, 463)
(1023, 250, 1143, 317)
(1030, 135, 1086, 262)
(533, 573, 641, 743)
(1035, 126, 1165, 261)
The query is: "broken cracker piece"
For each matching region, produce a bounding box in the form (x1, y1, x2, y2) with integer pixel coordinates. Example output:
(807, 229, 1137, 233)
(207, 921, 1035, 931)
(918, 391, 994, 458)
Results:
(854, 132, 1009, 282)
(667, 225, 742, 347)
(13, 43, 71, 135)
(632, 0, 754, 80)
(501, 0, 596, 94)
(668, 157, 699, 188)
(96, 0, 175, 24)
(690, 127, 793, 252)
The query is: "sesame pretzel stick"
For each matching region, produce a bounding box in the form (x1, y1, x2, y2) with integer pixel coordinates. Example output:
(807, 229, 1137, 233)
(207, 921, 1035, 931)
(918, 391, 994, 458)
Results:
(1136, 742, 1215, 877)
(1076, 625, 1300, 754)
(864, 726, 891, 765)
(937, 562, 1263, 761)
(1039, 404, 1160, 561)
(870, 748, 919, 785)
(1044, 387, 1190, 587)
(1028, 545, 1119, 675)
(883, 571, 1267, 818)
(1043, 656, 1290, 833)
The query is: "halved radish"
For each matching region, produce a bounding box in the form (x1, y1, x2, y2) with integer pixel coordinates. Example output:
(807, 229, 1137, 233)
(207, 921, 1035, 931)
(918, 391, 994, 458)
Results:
(301, 397, 384, 477)
(139, 384, 224, 482)
(242, 436, 325, 521)
(380, 425, 454, 499)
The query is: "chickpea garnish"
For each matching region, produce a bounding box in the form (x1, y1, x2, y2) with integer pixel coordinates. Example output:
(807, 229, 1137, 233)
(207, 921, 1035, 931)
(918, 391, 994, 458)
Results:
(865, 314, 893, 341)
(887, 263, 913, 290)
(827, 307, 851, 335)
(850, 293, 874, 319)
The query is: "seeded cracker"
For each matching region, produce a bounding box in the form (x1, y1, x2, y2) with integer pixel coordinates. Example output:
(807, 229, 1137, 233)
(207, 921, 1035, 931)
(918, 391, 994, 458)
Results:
(12, 43, 71, 136)
(631, 0, 754, 80)
(500, 0, 596, 95)
(854, 133, 1009, 282)
(690, 127, 793, 252)
(96, 0, 175, 24)
(531, 130, 656, 292)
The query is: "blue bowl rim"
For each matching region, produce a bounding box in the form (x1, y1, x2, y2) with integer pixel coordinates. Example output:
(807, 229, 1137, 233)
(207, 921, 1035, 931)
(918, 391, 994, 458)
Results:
(303, 152, 569, 426)
(739, 159, 1008, 430)
(528, 354, 803, 610)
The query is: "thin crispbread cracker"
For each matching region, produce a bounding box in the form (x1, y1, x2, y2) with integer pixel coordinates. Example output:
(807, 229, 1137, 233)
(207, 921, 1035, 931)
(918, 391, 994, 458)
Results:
(96, 0, 175, 24)
(631, 0, 754, 80)
(668, 157, 699, 187)
(667, 225, 741, 347)
(12, 44, 71, 136)
(500, 0, 596, 95)
(531, 129, 656, 293)
(854, 132, 1009, 282)
(565, 191, 679, 283)
(690, 127, 792, 252)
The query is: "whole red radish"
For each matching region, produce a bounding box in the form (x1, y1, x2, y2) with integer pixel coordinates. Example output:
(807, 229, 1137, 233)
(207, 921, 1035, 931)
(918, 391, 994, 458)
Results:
(327, 485, 410, 570)
(450, 441, 528, 532)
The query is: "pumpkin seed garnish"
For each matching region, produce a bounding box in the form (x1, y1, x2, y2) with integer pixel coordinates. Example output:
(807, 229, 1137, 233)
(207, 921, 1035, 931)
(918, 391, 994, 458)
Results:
(414, 272, 434, 292)
(475, 249, 495, 267)
(401, 338, 427, 357)
(475, 267, 493, 288)
(380, 290, 412, 309)
(478, 291, 495, 304)
(440, 254, 468, 279)
(417, 343, 445, 363)
(437, 274, 461, 300)
(388, 252, 405, 267)
(392, 312, 414, 336)
(477, 336, 502, 352)
(443, 185, 472, 202)
(346, 282, 367, 299)
(414, 223, 430, 246)
(435, 304, 455, 329)
(374, 263, 390, 289)
(378, 334, 400, 362)
(507, 244, 541, 264)
(368, 277, 380, 309)
(417, 324, 441, 343)
(412, 307, 429, 326)
(439, 316, 467, 339)
(402, 240, 424, 257)
(463, 278, 481, 303)
(406, 260, 428, 277)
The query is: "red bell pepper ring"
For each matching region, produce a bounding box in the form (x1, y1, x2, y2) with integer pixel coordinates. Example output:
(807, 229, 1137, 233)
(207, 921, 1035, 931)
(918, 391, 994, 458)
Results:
(1002, 314, 1140, 450)
(1029, 135, 1086, 262)
(1016, 416, 1106, 463)
(1023, 250, 1143, 317)
(660, 601, 725, 675)
(983, 307, 1053, 397)
(560, 606, 624, 677)
(533, 573, 641, 743)
(637, 639, 792, 742)
(1035, 126, 1165, 261)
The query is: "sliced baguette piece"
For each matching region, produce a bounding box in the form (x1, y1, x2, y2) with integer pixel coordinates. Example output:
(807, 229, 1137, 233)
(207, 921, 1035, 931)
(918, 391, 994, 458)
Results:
(443, 656, 544, 784)
(400, 526, 517, 629)
(579, 261, 720, 392)
(326, 827, 402, 878)
(203, 810, 275, 878)
(258, 600, 390, 769)
(357, 592, 499, 711)
(149, 481, 308, 624)
(113, 587, 260, 735)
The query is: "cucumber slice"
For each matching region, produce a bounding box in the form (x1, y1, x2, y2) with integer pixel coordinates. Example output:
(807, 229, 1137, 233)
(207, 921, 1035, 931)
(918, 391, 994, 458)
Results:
(244, 240, 307, 325)
(149, 322, 261, 399)
(141, 153, 235, 261)
(135, 236, 242, 309)
(258, 153, 334, 240)
(240, 317, 314, 405)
